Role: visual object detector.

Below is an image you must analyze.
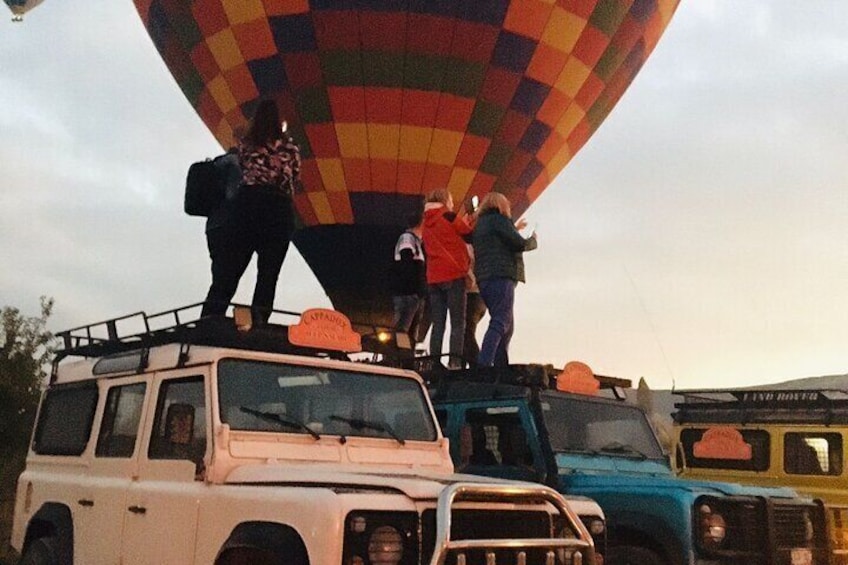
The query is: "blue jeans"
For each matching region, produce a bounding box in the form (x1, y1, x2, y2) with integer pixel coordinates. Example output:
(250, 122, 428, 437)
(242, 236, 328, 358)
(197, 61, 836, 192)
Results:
(428, 278, 467, 368)
(393, 295, 422, 334)
(478, 278, 516, 367)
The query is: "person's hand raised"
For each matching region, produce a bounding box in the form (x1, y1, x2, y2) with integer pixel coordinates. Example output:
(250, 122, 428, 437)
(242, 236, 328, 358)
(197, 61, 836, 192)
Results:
(514, 218, 528, 231)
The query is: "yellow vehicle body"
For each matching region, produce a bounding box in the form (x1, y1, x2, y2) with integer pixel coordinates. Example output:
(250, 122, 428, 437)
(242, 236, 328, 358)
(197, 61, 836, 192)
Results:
(673, 389, 848, 565)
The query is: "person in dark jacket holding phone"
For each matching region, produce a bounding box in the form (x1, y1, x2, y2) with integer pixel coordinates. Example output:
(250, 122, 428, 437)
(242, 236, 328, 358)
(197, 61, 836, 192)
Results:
(473, 192, 537, 367)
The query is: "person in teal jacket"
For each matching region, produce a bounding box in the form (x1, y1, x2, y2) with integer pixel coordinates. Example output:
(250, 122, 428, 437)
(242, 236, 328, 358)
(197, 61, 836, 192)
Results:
(472, 192, 537, 367)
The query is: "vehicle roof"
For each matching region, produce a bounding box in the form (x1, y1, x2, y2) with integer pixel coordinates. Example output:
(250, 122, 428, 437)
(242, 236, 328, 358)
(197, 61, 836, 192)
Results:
(52, 343, 424, 385)
(674, 388, 848, 425)
(425, 365, 635, 408)
(49, 303, 420, 386)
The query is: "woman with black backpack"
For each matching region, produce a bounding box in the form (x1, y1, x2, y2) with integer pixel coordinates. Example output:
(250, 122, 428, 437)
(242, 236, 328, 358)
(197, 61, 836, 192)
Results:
(201, 99, 301, 326)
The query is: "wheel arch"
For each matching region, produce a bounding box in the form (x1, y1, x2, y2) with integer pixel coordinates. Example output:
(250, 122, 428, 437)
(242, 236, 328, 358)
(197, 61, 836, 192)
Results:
(215, 521, 309, 565)
(607, 514, 686, 565)
(23, 503, 74, 565)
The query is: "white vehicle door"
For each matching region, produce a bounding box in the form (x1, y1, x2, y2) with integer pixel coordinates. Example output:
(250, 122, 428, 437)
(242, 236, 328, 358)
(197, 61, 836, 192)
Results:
(75, 377, 150, 564)
(26, 383, 99, 563)
(121, 370, 208, 565)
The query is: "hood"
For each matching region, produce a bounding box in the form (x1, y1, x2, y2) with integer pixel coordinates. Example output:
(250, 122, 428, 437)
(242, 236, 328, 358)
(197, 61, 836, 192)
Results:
(560, 467, 799, 499)
(225, 464, 535, 501)
(223, 464, 603, 517)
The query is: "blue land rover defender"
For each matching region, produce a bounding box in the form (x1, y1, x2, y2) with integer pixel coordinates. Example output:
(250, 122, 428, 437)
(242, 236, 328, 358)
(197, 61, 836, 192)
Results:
(426, 364, 829, 565)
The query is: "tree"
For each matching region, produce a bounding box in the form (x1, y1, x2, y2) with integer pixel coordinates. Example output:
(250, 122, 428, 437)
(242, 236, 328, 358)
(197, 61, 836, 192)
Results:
(0, 297, 54, 457)
(0, 297, 55, 560)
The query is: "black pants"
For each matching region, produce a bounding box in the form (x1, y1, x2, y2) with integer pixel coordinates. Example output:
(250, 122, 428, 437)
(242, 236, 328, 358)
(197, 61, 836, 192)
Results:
(201, 186, 293, 324)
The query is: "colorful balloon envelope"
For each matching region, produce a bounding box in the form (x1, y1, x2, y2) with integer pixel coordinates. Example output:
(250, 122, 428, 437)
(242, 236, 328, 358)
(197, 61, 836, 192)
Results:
(133, 0, 680, 326)
(4, 0, 43, 20)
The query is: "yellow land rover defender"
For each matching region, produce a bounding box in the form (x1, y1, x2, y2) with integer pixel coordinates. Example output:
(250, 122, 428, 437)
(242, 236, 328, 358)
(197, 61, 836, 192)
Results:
(673, 389, 848, 565)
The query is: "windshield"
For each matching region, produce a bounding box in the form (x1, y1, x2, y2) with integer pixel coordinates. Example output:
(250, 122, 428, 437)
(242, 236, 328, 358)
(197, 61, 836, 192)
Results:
(541, 393, 665, 460)
(217, 359, 437, 442)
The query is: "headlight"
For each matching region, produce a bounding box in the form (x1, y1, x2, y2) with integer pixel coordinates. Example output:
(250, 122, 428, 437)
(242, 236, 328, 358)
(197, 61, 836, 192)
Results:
(587, 518, 605, 536)
(699, 504, 727, 548)
(368, 525, 403, 565)
(344, 512, 416, 565)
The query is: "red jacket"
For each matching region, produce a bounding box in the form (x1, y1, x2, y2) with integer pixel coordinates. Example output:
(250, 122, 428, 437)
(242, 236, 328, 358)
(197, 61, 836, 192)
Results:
(421, 204, 472, 284)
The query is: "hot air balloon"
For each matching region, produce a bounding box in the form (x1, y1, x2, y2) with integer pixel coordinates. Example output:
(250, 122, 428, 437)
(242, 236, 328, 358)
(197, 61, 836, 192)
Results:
(4, 0, 43, 21)
(133, 0, 679, 326)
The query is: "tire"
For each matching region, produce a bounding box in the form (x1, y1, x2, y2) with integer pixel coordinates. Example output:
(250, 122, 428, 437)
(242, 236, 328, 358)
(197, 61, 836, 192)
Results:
(216, 547, 307, 565)
(605, 545, 666, 565)
(18, 537, 59, 565)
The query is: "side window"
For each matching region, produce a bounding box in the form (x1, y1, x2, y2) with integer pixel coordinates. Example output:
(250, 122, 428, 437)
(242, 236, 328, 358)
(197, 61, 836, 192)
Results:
(33, 385, 99, 456)
(149, 377, 206, 473)
(784, 432, 842, 476)
(459, 407, 535, 479)
(96, 383, 146, 458)
(680, 428, 771, 471)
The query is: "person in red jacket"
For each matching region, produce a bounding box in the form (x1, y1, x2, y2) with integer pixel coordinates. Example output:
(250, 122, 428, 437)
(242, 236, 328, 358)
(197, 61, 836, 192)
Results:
(421, 188, 474, 368)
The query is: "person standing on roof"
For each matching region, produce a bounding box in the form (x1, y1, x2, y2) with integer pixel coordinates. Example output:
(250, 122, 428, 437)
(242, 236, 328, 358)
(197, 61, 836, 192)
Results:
(391, 206, 427, 340)
(473, 192, 537, 367)
(201, 99, 301, 326)
(421, 189, 474, 368)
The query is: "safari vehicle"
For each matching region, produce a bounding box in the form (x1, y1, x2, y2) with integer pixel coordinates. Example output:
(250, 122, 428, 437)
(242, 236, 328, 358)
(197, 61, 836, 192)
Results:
(10, 304, 597, 565)
(424, 362, 830, 565)
(673, 388, 848, 565)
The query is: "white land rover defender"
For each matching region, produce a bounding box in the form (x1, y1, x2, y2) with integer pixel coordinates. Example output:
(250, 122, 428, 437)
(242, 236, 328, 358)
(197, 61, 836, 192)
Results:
(11, 305, 599, 565)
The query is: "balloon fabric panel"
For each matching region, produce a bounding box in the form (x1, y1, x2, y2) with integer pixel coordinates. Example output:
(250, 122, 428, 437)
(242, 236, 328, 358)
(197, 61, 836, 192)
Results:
(134, 0, 680, 226)
(4, 0, 44, 17)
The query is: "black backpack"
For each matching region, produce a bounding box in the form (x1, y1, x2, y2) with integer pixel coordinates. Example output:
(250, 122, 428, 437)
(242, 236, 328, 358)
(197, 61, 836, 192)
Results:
(184, 155, 229, 217)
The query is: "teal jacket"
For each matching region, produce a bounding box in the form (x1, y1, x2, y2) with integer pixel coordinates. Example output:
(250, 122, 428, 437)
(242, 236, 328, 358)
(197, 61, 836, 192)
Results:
(472, 210, 537, 283)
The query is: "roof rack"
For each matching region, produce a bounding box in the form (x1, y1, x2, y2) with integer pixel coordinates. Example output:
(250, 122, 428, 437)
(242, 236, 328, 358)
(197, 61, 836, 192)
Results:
(413, 362, 631, 398)
(673, 388, 848, 425)
(50, 302, 411, 382)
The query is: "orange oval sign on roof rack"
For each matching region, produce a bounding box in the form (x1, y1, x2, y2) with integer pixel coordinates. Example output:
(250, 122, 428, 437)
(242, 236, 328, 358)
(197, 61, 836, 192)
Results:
(289, 309, 362, 353)
(556, 361, 600, 396)
(693, 427, 753, 461)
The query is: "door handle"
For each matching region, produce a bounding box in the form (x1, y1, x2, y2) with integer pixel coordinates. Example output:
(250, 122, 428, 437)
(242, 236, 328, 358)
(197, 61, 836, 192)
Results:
(127, 505, 147, 514)
(77, 499, 94, 507)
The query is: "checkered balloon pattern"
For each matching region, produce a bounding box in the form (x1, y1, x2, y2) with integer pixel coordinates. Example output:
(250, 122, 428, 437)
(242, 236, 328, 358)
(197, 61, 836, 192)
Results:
(134, 0, 679, 227)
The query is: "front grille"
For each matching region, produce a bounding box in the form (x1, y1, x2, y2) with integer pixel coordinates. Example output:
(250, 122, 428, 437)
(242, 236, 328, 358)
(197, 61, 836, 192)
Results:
(422, 509, 553, 564)
(773, 504, 812, 547)
(771, 500, 828, 565)
(696, 496, 828, 565)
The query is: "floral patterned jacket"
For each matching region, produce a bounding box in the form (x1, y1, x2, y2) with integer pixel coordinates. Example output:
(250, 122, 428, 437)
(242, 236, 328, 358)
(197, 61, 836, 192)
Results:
(238, 137, 301, 195)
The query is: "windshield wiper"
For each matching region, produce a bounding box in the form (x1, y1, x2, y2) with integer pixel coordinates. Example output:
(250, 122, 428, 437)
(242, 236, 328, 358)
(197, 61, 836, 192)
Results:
(329, 415, 405, 445)
(562, 446, 600, 456)
(598, 441, 647, 460)
(239, 406, 321, 440)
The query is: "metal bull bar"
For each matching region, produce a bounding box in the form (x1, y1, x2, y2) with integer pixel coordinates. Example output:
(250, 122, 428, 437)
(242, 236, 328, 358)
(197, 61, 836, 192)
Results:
(429, 483, 595, 565)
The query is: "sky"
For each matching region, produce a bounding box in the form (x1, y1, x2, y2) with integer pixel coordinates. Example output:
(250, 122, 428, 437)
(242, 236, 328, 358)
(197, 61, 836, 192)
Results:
(1, 1, 846, 390)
